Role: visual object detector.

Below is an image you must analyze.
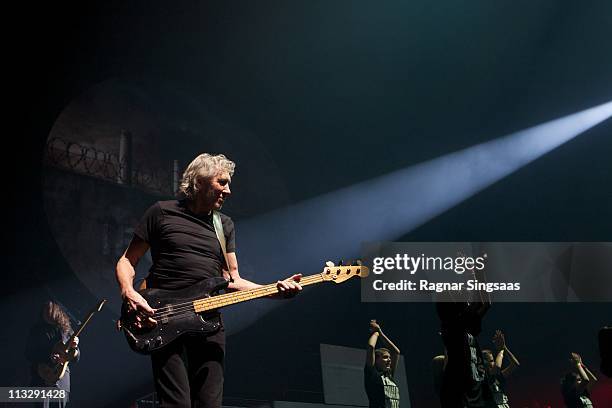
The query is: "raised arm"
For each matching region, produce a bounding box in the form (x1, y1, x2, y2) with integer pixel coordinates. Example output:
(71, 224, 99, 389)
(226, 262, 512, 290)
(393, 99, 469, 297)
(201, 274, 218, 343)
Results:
(573, 353, 598, 385)
(570, 352, 595, 392)
(379, 326, 401, 359)
(475, 255, 492, 315)
(367, 320, 401, 376)
(460, 250, 490, 316)
(366, 321, 379, 368)
(493, 330, 519, 378)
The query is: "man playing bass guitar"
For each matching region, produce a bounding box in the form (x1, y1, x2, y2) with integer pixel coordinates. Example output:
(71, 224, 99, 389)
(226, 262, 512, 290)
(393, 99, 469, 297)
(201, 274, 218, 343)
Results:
(115, 153, 301, 408)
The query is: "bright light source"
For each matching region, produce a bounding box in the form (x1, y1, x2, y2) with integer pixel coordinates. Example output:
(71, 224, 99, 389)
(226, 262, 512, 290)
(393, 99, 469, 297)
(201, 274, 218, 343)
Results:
(224, 100, 612, 333)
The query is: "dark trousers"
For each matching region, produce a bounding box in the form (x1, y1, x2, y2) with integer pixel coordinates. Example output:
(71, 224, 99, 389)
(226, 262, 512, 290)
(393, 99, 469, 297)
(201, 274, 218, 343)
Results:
(151, 330, 225, 408)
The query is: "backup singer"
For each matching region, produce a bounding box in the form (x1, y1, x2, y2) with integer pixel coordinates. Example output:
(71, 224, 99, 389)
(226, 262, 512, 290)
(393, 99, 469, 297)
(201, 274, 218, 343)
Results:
(482, 330, 520, 408)
(364, 319, 401, 408)
(561, 352, 598, 408)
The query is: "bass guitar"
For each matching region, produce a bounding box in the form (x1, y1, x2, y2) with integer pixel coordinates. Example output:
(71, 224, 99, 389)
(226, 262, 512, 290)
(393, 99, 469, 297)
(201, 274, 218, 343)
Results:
(119, 264, 369, 354)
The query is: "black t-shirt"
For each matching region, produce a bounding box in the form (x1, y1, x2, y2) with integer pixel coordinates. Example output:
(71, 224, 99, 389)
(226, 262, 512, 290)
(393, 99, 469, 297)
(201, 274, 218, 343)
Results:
(437, 302, 490, 408)
(135, 200, 236, 290)
(561, 381, 593, 408)
(364, 364, 400, 408)
(487, 373, 509, 407)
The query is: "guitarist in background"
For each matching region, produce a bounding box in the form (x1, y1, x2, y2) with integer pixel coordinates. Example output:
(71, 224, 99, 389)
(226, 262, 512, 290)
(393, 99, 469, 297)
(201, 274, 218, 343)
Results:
(25, 300, 80, 407)
(116, 153, 301, 408)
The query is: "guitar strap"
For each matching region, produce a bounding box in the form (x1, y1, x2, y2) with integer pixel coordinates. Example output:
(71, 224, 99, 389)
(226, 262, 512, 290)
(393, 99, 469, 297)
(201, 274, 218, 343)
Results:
(212, 210, 230, 271)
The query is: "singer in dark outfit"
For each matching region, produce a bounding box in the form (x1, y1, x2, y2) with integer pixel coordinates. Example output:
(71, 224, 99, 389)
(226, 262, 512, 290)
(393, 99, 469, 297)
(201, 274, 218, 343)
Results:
(364, 319, 401, 408)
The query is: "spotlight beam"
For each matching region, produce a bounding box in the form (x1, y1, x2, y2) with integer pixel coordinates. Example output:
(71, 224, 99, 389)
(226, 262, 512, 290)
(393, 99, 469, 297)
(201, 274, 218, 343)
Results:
(224, 101, 612, 333)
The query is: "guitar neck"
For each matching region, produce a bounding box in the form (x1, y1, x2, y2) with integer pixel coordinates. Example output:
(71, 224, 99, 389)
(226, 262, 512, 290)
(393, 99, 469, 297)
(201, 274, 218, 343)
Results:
(65, 300, 106, 349)
(72, 312, 95, 339)
(193, 273, 324, 313)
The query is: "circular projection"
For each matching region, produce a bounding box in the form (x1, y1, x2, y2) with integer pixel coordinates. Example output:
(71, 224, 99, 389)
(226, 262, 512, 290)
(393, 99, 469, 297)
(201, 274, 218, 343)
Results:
(43, 77, 290, 314)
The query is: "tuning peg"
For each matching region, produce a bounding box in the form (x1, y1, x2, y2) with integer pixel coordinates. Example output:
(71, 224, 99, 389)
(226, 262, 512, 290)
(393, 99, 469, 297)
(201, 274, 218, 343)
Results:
(337, 259, 344, 266)
(325, 261, 335, 267)
(355, 259, 363, 266)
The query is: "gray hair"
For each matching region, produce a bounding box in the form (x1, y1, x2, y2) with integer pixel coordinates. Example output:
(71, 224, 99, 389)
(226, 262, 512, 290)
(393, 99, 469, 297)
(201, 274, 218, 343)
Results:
(179, 153, 235, 200)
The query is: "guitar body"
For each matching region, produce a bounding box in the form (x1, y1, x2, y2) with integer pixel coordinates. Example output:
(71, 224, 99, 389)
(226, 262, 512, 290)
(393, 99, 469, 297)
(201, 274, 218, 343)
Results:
(120, 277, 228, 355)
(37, 344, 69, 385)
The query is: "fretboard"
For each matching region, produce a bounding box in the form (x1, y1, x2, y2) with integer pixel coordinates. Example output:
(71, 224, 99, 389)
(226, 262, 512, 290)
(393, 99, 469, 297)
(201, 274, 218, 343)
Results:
(193, 273, 324, 313)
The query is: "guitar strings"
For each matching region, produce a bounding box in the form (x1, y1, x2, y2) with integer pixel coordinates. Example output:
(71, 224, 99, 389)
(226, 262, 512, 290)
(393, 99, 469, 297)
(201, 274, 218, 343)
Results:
(130, 267, 362, 323)
(149, 275, 324, 319)
(143, 270, 363, 321)
(144, 274, 327, 320)
(147, 284, 311, 321)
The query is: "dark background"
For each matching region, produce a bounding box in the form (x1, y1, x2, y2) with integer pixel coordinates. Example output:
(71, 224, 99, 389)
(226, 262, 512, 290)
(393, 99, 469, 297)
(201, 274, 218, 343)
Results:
(5, 1, 612, 406)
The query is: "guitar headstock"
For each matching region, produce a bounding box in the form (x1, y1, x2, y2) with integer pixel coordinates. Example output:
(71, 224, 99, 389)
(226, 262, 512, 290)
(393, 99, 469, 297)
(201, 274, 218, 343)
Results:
(320, 262, 370, 283)
(96, 299, 107, 312)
